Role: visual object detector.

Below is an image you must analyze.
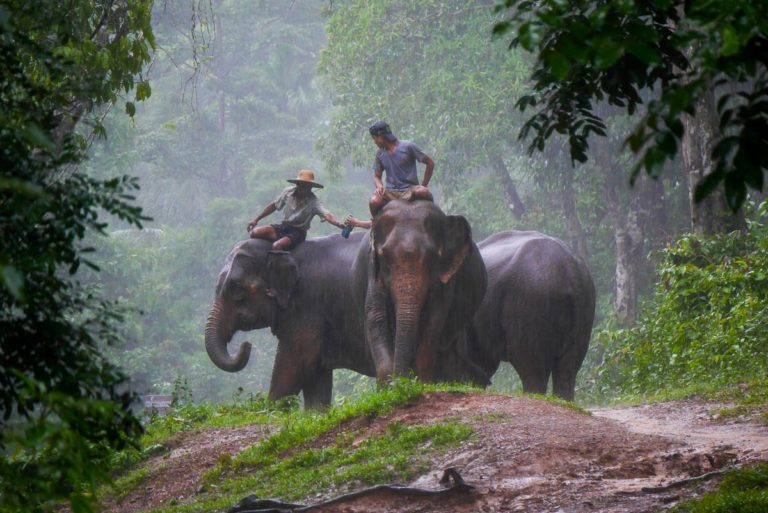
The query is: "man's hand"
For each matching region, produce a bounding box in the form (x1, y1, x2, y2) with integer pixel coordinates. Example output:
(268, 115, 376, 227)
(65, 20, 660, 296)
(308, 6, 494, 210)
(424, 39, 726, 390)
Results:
(247, 218, 260, 232)
(324, 213, 346, 229)
(375, 184, 386, 197)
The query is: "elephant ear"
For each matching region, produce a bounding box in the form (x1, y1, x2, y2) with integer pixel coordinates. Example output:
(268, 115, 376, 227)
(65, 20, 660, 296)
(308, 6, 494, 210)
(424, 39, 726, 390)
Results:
(266, 251, 300, 309)
(371, 216, 394, 282)
(440, 215, 473, 284)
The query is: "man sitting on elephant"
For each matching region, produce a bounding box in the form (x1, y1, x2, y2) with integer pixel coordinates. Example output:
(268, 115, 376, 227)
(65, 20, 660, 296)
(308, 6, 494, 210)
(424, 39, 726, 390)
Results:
(367, 121, 435, 217)
(247, 169, 345, 251)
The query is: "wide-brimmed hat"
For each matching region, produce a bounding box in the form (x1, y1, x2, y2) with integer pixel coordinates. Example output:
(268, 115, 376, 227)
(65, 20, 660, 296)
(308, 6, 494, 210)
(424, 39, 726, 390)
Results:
(287, 169, 323, 189)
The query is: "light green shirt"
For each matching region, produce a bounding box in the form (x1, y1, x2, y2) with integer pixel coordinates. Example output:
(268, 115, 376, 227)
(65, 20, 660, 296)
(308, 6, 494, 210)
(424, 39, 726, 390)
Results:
(274, 186, 330, 231)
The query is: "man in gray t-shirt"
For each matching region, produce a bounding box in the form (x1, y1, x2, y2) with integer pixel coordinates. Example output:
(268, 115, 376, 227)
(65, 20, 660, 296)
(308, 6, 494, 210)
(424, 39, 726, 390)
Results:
(366, 121, 435, 217)
(247, 170, 345, 250)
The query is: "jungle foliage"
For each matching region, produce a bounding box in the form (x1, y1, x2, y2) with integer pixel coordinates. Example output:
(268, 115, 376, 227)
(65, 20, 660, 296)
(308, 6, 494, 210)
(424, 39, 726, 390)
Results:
(671, 462, 768, 513)
(585, 202, 768, 401)
(0, 1, 154, 512)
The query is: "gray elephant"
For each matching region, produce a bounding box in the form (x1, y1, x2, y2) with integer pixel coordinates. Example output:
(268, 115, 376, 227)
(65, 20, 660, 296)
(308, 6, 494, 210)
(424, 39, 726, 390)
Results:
(204, 233, 375, 409)
(460, 231, 596, 401)
(352, 200, 488, 383)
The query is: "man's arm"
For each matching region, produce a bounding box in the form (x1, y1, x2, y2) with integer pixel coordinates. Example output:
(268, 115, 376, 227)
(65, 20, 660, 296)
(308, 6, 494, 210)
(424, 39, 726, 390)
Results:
(373, 167, 385, 196)
(247, 202, 276, 232)
(421, 155, 434, 187)
(322, 212, 346, 229)
(345, 215, 373, 229)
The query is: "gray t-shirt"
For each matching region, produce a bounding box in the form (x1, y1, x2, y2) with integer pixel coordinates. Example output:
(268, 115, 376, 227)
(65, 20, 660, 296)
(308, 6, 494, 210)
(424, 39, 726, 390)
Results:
(273, 186, 330, 231)
(372, 140, 429, 191)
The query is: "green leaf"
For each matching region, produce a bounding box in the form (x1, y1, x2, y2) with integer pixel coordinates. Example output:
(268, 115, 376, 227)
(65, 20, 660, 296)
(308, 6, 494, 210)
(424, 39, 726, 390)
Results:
(721, 23, 740, 57)
(594, 39, 623, 69)
(136, 80, 151, 101)
(1, 265, 24, 300)
(21, 124, 55, 153)
(125, 101, 136, 117)
(0, 177, 44, 197)
(492, 21, 510, 37)
(626, 41, 661, 66)
(546, 51, 570, 79)
(0, 5, 10, 32)
(694, 168, 725, 203)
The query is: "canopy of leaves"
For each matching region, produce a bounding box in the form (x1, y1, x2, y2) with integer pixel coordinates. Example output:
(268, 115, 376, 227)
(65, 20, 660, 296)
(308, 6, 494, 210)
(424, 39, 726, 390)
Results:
(495, 0, 768, 210)
(0, 2, 154, 511)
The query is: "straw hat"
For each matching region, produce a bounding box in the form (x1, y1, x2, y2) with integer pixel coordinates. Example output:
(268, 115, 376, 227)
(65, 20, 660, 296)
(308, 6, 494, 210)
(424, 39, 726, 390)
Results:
(287, 169, 323, 189)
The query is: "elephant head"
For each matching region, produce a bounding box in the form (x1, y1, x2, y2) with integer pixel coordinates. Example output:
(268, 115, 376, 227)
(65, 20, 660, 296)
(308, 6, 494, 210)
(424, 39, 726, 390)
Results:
(205, 240, 299, 372)
(370, 200, 482, 378)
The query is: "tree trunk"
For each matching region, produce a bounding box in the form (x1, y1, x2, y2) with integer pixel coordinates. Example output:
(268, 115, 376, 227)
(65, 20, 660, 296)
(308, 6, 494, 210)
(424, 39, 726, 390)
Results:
(560, 168, 589, 262)
(601, 149, 654, 325)
(491, 154, 526, 219)
(682, 85, 746, 234)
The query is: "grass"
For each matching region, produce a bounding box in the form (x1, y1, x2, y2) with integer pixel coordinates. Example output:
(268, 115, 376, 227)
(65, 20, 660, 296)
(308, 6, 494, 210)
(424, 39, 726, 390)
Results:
(671, 463, 768, 513)
(108, 394, 296, 471)
(108, 466, 154, 502)
(185, 420, 473, 512)
(205, 379, 479, 479)
(105, 379, 480, 513)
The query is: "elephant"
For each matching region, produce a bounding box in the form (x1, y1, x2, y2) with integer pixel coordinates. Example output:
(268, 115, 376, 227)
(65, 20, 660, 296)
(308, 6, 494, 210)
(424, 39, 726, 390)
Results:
(458, 230, 596, 401)
(204, 232, 376, 409)
(352, 199, 488, 383)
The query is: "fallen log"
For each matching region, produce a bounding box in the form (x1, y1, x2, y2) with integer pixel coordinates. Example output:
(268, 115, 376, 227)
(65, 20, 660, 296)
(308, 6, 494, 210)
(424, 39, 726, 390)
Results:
(227, 467, 475, 513)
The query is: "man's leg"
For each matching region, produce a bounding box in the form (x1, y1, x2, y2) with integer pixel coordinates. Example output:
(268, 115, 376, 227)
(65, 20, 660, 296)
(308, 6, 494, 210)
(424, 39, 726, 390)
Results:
(369, 192, 388, 217)
(272, 236, 294, 251)
(250, 225, 278, 240)
(411, 185, 433, 202)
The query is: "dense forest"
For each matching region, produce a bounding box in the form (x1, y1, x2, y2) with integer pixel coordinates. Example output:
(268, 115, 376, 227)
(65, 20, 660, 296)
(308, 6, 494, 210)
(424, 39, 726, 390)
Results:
(1, 1, 766, 512)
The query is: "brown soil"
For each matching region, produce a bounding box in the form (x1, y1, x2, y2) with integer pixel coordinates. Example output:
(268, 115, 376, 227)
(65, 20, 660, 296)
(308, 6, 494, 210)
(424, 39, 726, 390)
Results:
(104, 394, 768, 513)
(101, 424, 272, 513)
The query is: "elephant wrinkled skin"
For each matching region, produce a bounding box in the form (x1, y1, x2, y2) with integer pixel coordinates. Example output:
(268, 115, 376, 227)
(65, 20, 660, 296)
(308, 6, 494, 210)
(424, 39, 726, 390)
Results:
(204, 233, 375, 409)
(462, 230, 596, 401)
(352, 200, 488, 384)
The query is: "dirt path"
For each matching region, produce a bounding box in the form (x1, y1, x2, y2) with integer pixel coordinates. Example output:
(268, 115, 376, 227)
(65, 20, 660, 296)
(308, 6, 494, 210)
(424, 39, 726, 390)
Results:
(313, 395, 768, 513)
(105, 394, 768, 513)
(593, 400, 768, 465)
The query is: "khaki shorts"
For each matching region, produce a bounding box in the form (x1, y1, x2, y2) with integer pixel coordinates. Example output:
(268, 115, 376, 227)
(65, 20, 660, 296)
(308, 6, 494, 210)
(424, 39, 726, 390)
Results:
(382, 187, 417, 201)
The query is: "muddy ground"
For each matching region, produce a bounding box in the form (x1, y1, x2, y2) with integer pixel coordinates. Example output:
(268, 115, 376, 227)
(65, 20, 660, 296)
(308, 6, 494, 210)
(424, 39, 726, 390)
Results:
(105, 393, 768, 513)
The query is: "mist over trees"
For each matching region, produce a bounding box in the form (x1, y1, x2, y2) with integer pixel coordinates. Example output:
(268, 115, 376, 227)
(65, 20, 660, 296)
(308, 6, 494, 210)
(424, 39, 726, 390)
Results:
(2, 1, 766, 510)
(72, 0, 767, 400)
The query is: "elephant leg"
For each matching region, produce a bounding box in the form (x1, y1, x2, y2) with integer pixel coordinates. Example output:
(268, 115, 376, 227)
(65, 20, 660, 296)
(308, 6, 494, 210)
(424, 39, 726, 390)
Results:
(268, 347, 303, 402)
(268, 331, 322, 402)
(552, 340, 587, 401)
(509, 340, 551, 395)
(515, 363, 550, 395)
(552, 361, 577, 402)
(365, 281, 394, 382)
(303, 367, 333, 409)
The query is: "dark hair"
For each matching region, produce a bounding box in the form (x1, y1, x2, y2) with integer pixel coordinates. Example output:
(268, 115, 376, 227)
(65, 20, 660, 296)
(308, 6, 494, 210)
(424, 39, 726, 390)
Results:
(369, 120, 392, 137)
(369, 120, 397, 142)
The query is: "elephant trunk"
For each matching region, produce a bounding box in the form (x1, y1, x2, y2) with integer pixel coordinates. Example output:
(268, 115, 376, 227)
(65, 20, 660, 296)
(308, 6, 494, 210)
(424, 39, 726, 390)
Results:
(391, 271, 427, 377)
(205, 299, 252, 372)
